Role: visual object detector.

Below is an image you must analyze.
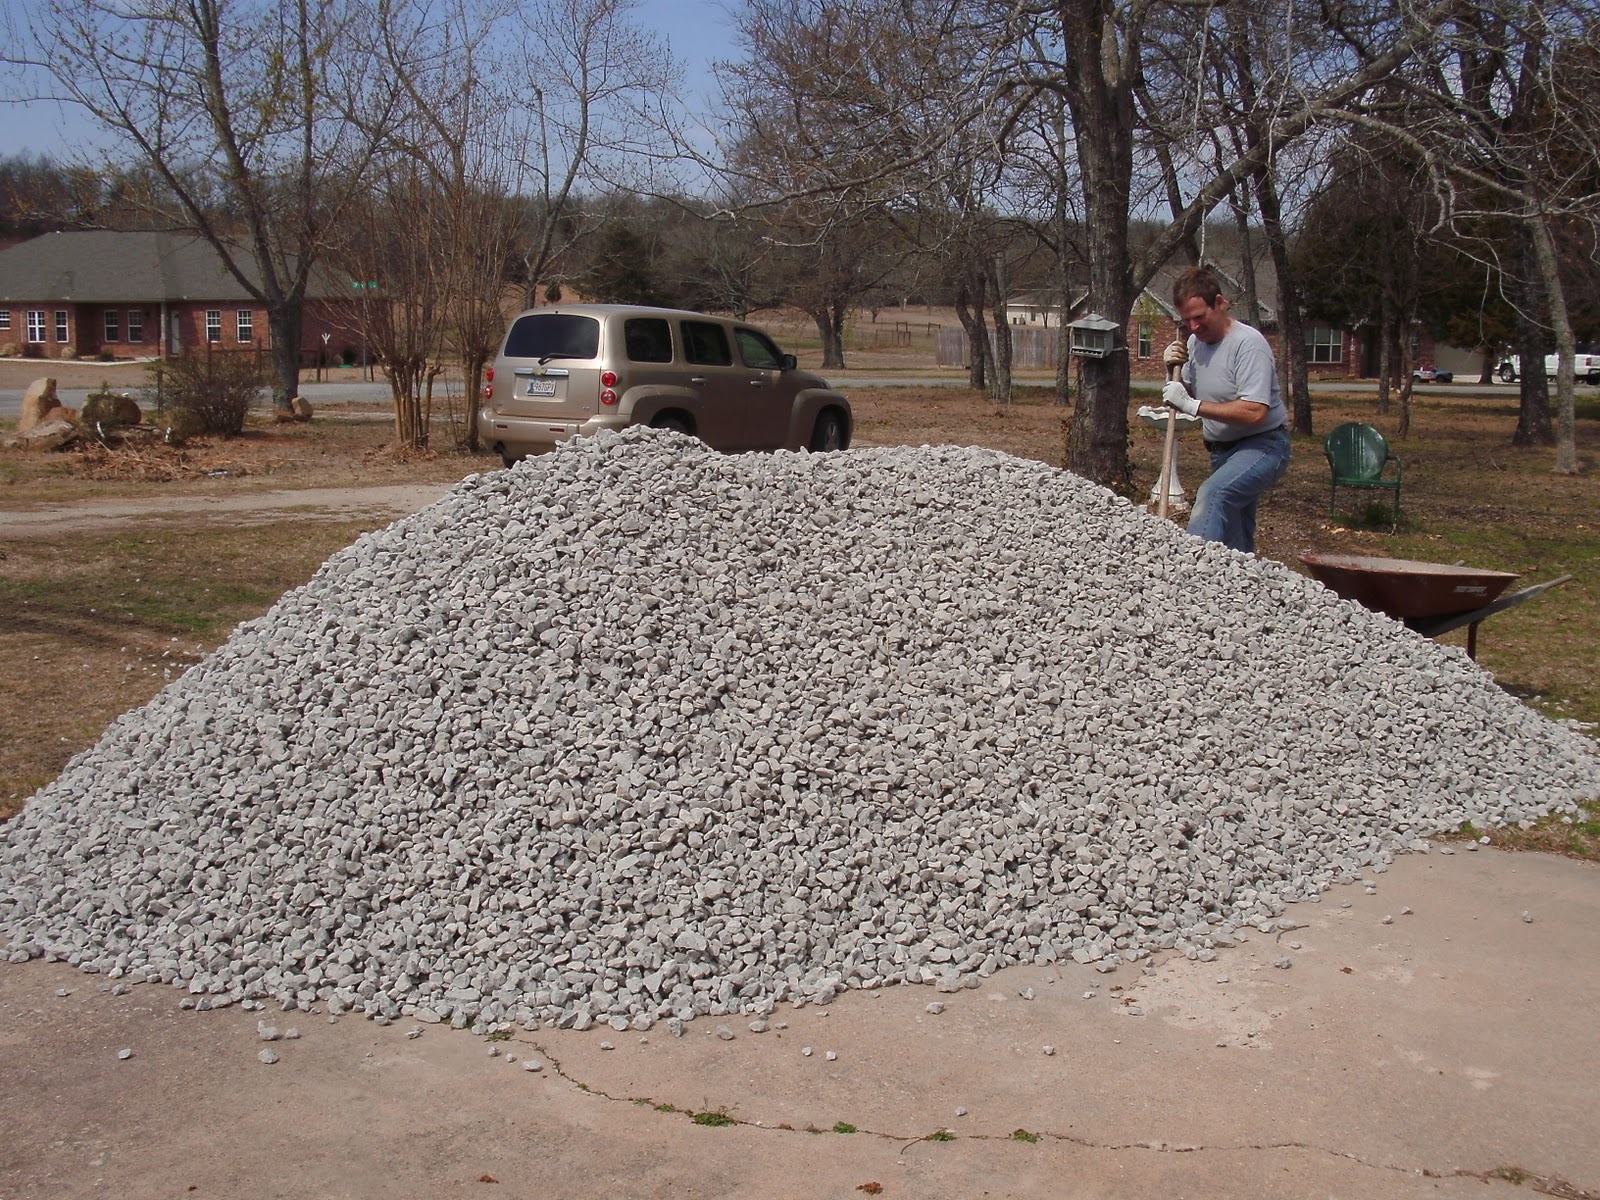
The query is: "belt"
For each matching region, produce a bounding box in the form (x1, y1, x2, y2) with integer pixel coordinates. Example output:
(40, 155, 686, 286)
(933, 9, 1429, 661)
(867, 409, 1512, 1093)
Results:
(1204, 425, 1285, 453)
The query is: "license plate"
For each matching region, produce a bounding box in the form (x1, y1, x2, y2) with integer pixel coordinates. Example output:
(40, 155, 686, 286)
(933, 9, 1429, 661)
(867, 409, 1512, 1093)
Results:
(526, 379, 559, 397)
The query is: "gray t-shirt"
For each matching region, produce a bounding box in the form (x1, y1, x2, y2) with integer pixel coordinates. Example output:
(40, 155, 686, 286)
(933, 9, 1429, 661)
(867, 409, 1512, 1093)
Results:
(1181, 320, 1286, 444)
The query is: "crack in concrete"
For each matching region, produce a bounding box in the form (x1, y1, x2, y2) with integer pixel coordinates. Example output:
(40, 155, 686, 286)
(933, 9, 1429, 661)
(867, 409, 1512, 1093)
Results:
(510, 1031, 1599, 1195)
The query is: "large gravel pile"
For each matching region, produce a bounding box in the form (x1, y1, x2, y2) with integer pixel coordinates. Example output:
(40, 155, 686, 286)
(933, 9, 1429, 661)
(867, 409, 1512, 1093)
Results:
(4, 429, 1597, 1031)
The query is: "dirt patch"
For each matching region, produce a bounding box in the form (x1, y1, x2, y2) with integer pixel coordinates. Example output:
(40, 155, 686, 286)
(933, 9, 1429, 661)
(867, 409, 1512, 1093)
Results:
(0, 413, 486, 509)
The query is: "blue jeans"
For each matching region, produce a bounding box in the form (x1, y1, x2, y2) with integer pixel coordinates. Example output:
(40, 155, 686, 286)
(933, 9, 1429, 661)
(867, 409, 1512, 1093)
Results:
(1187, 426, 1291, 554)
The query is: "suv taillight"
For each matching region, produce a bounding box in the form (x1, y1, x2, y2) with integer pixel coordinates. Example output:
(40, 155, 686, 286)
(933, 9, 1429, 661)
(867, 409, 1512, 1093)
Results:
(600, 370, 619, 405)
(482, 366, 494, 400)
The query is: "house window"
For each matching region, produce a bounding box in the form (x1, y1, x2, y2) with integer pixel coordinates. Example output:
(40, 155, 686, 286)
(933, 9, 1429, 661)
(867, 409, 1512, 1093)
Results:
(26, 311, 46, 343)
(236, 310, 253, 343)
(55, 311, 69, 342)
(0, 311, 10, 330)
(1137, 322, 1152, 359)
(104, 311, 120, 342)
(1306, 326, 1343, 364)
(206, 310, 222, 343)
(127, 310, 145, 343)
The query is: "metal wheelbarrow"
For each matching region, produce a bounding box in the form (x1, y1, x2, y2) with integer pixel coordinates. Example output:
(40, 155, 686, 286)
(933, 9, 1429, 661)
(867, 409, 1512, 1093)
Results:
(1299, 553, 1573, 659)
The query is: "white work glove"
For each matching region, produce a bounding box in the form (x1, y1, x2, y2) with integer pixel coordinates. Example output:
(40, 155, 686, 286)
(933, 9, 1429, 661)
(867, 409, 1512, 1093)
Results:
(1161, 381, 1200, 417)
(1162, 340, 1189, 368)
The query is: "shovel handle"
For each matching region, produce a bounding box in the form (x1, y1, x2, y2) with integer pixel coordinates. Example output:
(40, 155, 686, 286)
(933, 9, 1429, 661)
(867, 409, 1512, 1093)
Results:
(1157, 361, 1181, 519)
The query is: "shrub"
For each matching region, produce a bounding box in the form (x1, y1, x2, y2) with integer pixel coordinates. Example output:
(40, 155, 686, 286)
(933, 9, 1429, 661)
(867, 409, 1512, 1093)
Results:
(143, 350, 268, 437)
(21, 343, 42, 359)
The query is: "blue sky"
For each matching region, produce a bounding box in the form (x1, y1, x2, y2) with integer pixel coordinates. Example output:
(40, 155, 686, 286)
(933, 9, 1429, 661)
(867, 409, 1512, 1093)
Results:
(0, 0, 739, 160)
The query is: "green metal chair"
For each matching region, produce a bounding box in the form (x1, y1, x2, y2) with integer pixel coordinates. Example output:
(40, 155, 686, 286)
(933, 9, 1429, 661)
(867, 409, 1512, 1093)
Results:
(1324, 422, 1402, 524)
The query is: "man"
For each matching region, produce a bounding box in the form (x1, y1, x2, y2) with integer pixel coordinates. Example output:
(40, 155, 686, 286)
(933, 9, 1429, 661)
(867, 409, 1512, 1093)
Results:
(1161, 267, 1291, 555)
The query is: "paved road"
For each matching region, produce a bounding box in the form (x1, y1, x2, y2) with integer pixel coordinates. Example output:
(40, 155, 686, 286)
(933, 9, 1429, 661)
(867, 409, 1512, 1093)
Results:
(0, 376, 1548, 421)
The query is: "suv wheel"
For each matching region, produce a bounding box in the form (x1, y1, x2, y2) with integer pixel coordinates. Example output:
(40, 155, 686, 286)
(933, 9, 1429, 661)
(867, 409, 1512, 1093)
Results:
(1499, 363, 1517, 383)
(810, 409, 849, 452)
(651, 413, 693, 436)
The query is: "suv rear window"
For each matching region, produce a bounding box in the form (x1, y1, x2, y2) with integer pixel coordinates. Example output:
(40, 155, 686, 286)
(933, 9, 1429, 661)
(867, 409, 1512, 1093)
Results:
(681, 321, 732, 366)
(625, 318, 673, 363)
(503, 313, 600, 360)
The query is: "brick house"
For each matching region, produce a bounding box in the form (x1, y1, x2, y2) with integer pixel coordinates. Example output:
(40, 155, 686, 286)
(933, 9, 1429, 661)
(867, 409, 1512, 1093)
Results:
(0, 230, 357, 363)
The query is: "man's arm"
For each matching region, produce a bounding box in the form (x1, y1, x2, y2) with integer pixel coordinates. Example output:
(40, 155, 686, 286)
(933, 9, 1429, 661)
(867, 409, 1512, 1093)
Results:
(1194, 397, 1271, 426)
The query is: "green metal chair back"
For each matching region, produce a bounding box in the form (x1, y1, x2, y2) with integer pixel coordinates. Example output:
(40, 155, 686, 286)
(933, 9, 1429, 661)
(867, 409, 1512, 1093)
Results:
(1324, 421, 1402, 523)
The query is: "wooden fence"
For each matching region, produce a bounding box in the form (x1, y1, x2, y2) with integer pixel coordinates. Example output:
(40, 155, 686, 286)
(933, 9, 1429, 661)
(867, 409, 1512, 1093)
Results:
(936, 326, 1061, 370)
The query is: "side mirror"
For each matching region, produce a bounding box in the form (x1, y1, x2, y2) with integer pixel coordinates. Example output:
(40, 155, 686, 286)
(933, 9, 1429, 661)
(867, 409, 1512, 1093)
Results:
(779, 353, 797, 371)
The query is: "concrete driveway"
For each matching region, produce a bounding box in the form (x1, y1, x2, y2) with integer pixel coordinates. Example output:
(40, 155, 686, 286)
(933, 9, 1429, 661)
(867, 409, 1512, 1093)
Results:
(2, 846, 1595, 1199)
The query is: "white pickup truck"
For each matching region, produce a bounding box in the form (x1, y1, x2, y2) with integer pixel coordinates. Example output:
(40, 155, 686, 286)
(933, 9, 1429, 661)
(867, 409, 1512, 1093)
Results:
(1499, 346, 1600, 384)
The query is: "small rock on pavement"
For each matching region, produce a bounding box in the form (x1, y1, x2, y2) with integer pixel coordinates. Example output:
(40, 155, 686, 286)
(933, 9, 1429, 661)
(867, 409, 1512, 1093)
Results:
(1273, 957, 1292, 969)
(258, 1049, 280, 1065)
(1522, 911, 1535, 923)
(1042, 1045, 1057, 1057)
(523, 1060, 543, 1072)
(825, 1050, 838, 1061)
(801, 1046, 813, 1057)
(257, 1021, 280, 1041)
(925, 1002, 945, 1015)
(116, 1048, 133, 1061)
(715, 1025, 735, 1041)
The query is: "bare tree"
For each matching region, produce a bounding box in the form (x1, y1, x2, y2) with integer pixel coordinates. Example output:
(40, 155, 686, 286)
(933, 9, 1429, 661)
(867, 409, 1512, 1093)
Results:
(375, 0, 528, 451)
(509, 0, 677, 303)
(1326, 0, 1600, 471)
(707, 0, 1459, 485)
(333, 162, 450, 449)
(11, 0, 402, 408)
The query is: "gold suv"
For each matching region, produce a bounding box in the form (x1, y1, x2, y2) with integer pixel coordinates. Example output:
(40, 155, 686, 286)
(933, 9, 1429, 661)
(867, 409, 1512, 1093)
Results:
(479, 304, 853, 465)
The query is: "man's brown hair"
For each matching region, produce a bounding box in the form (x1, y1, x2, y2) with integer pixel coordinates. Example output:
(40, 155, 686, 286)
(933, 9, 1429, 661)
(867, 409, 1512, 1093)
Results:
(1172, 266, 1225, 310)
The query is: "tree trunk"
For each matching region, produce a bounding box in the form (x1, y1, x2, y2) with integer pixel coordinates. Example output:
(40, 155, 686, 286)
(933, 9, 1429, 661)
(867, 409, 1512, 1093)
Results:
(1477, 347, 1495, 385)
(1255, 165, 1311, 437)
(1396, 324, 1415, 440)
(988, 257, 1013, 406)
(462, 353, 487, 453)
(1228, 187, 1263, 327)
(1526, 211, 1577, 473)
(1377, 297, 1394, 417)
(268, 306, 303, 411)
(389, 357, 428, 450)
(953, 280, 989, 391)
(1509, 223, 1554, 447)
(1057, 0, 1135, 489)
(809, 305, 847, 370)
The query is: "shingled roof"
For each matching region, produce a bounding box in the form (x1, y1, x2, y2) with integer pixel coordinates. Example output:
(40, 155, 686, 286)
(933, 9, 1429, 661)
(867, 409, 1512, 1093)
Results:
(0, 230, 341, 303)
